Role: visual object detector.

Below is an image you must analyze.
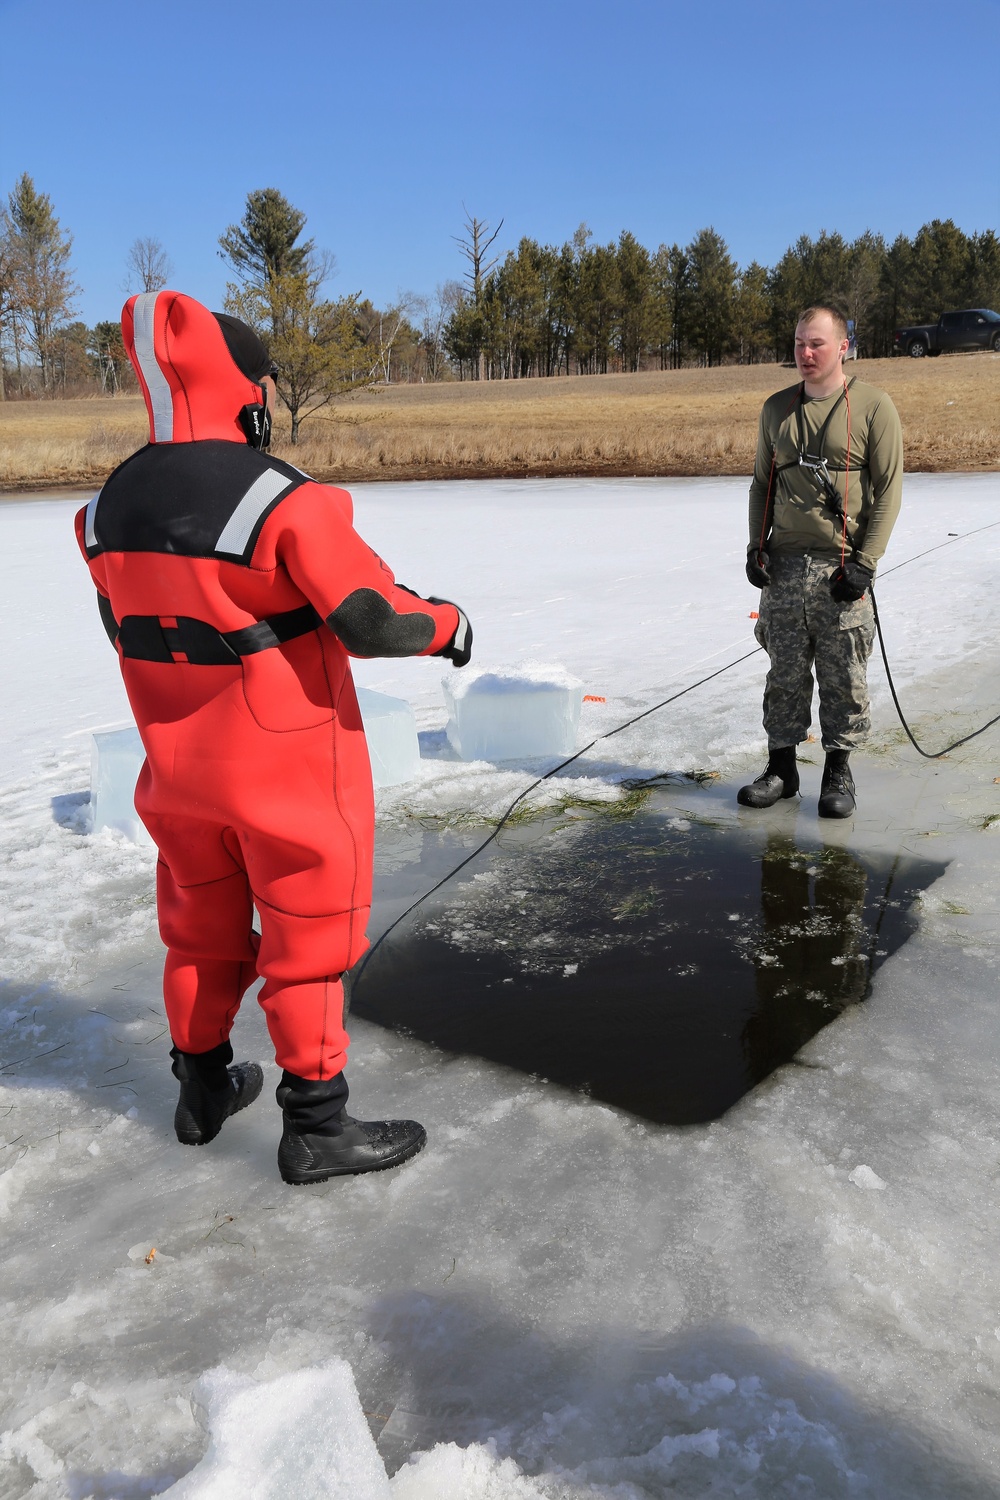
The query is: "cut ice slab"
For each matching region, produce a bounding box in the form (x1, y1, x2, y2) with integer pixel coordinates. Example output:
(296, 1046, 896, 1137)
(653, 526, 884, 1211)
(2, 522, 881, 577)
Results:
(443, 661, 584, 761)
(356, 686, 421, 788)
(90, 690, 419, 848)
(90, 727, 152, 845)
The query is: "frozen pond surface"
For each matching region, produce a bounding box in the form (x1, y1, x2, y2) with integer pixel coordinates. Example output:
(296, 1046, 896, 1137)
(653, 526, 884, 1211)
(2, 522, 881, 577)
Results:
(2, 477, 1000, 1498)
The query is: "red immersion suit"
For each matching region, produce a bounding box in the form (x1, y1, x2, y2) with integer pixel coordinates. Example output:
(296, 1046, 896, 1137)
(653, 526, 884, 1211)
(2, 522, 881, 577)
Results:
(76, 291, 462, 1082)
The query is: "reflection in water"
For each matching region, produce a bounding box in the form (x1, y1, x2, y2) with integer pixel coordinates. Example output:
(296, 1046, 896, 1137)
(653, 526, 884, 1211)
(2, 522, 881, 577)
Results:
(354, 804, 942, 1125)
(743, 834, 872, 1081)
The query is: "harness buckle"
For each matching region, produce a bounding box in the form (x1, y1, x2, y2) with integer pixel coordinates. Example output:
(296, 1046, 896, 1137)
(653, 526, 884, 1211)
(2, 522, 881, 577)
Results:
(798, 452, 843, 513)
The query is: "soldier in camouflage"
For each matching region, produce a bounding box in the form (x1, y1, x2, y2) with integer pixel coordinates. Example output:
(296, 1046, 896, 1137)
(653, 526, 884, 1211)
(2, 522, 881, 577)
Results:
(739, 305, 903, 817)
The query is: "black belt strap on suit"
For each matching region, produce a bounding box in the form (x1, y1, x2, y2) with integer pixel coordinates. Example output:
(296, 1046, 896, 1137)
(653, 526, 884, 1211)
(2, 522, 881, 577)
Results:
(118, 604, 322, 663)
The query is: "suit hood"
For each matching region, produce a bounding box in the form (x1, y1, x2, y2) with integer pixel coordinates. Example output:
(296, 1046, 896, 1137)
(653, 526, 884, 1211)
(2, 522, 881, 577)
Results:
(123, 290, 263, 444)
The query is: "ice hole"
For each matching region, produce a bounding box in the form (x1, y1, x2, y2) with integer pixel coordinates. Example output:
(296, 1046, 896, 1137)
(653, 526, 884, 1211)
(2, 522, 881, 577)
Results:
(356, 796, 944, 1125)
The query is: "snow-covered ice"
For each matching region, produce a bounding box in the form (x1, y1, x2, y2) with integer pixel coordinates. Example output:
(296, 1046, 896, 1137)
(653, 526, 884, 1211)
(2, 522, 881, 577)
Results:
(2, 475, 1000, 1498)
(443, 662, 583, 761)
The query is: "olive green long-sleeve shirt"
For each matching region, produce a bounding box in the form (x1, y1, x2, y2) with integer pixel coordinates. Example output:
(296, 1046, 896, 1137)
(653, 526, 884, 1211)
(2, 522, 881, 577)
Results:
(748, 378, 903, 574)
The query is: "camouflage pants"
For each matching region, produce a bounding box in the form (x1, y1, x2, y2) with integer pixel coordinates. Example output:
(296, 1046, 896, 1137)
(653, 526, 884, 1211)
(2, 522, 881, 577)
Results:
(754, 553, 875, 752)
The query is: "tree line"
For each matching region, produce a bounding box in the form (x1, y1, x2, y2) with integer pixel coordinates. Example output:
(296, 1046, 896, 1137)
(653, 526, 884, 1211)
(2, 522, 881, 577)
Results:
(0, 176, 451, 423)
(443, 218, 1000, 378)
(2, 172, 999, 426)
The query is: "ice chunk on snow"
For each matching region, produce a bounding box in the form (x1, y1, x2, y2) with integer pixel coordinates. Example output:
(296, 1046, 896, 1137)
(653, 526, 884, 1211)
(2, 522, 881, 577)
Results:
(443, 662, 583, 761)
(160, 1359, 391, 1499)
(357, 687, 421, 787)
(849, 1164, 887, 1190)
(90, 727, 153, 845)
(392, 1440, 549, 1498)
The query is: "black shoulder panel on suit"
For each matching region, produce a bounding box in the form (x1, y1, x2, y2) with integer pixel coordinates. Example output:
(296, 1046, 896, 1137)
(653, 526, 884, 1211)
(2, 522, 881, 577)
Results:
(86, 441, 309, 563)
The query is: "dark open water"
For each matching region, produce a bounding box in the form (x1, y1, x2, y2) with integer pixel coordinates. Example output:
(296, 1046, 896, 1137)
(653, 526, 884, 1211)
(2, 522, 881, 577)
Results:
(354, 796, 944, 1124)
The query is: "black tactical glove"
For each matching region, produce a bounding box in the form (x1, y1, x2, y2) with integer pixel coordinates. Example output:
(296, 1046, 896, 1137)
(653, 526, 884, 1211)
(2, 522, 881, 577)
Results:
(428, 598, 473, 668)
(829, 559, 873, 603)
(746, 549, 771, 588)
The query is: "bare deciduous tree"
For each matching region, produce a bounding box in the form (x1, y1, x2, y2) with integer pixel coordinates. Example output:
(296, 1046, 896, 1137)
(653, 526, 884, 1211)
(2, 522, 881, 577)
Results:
(357, 292, 421, 383)
(125, 236, 172, 294)
(418, 281, 462, 381)
(0, 222, 14, 401)
(453, 209, 504, 379)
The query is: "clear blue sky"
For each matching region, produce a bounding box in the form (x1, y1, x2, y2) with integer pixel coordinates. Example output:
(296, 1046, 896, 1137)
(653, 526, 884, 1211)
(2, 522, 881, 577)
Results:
(2, 0, 998, 326)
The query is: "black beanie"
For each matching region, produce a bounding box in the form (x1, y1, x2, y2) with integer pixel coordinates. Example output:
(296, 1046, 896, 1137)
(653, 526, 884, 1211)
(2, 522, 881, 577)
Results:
(212, 312, 275, 382)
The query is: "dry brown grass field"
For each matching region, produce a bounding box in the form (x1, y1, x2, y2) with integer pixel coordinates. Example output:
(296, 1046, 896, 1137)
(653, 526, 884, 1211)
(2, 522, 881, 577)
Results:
(1, 354, 998, 492)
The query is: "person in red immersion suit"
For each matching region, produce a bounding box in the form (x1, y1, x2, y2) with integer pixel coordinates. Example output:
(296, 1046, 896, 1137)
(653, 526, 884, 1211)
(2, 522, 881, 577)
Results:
(75, 291, 472, 1185)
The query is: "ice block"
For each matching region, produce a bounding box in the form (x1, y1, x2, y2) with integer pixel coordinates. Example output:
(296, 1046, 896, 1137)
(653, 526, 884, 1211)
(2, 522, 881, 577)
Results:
(357, 687, 421, 787)
(89, 691, 420, 845)
(90, 727, 153, 845)
(443, 662, 584, 761)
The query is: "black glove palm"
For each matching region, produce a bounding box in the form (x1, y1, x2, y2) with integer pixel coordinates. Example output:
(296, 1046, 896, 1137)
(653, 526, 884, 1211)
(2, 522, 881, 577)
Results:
(829, 559, 873, 602)
(746, 550, 771, 588)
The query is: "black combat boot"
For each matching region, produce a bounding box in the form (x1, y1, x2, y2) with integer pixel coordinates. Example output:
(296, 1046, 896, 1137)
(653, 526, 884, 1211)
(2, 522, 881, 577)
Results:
(737, 746, 800, 808)
(276, 1071, 426, 1186)
(171, 1041, 264, 1146)
(818, 749, 856, 819)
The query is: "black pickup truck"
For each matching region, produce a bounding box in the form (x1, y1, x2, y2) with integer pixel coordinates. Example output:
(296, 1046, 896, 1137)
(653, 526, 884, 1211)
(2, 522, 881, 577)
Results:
(893, 308, 1000, 357)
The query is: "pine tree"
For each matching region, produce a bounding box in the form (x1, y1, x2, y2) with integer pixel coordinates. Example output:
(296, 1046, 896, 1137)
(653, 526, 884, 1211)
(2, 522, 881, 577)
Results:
(907, 219, 970, 321)
(732, 262, 770, 364)
(686, 228, 735, 367)
(219, 188, 314, 287)
(616, 231, 653, 373)
(967, 230, 1000, 310)
(5, 174, 79, 392)
(662, 245, 691, 369)
(220, 188, 364, 443)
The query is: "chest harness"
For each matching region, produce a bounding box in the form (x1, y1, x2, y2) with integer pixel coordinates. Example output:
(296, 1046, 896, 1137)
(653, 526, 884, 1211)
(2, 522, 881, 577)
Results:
(756, 376, 856, 565)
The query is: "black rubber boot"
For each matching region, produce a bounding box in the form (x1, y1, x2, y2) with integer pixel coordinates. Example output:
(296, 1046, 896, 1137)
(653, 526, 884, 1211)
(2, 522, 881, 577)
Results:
(737, 746, 800, 808)
(276, 1071, 426, 1186)
(818, 749, 856, 819)
(171, 1042, 264, 1146)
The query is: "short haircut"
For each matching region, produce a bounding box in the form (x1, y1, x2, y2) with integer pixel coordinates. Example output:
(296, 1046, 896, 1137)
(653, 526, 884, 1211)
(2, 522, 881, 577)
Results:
(796, 304, 849, 341)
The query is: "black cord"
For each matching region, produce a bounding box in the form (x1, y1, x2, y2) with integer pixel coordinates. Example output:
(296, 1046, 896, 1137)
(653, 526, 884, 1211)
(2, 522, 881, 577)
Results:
(871, 587, 1000, 759)
(876, 517, 1000, 581)
(867, 515, 1000, 757)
